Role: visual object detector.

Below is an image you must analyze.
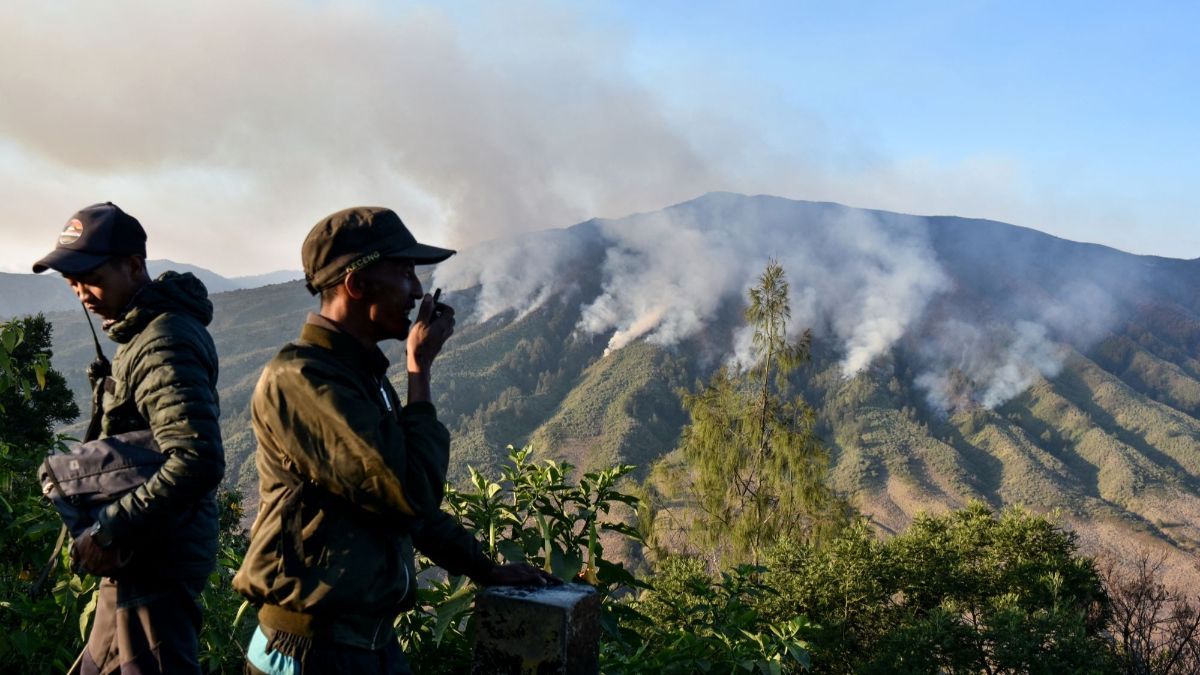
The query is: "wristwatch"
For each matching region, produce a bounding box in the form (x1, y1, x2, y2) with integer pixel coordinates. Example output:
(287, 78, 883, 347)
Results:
(89, 520, 115, 549)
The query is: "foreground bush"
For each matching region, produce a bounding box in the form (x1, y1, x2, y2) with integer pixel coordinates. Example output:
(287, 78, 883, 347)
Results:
(760, 504, 1112, 673)
(396, 445, 813, 674)
(1, 317, 1176, 673)
(0, 318, 252, 673)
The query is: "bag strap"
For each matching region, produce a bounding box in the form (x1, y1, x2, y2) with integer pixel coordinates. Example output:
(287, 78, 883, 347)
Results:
(28, 304, 111, 598)
(82, 303, 111, 443)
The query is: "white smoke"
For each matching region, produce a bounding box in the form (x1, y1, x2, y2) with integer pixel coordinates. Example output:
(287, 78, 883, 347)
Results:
(979, 321, 1065, 407)
(432, 228, 596, 323)
(913, 273, 1119, 413)
(1037, 280, 1116, 347)
(819, 211, 952, 376)
(577, 211, 744, 354)
(915, 319, 1068, 412)
(0, 0, 752, 275)
(574, 206, 955, 366)
(436, 194, 1132, 412)
(439, 196, 954, 377)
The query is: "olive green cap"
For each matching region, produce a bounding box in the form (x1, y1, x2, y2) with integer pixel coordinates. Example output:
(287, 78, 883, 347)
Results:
(302, 206, 455, 295)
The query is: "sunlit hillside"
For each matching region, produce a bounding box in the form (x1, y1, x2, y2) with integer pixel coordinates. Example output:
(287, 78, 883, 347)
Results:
(38, 193, 1200, 587)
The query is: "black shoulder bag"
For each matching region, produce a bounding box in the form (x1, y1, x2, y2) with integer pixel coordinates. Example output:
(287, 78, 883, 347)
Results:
(29, 305, 165, 594)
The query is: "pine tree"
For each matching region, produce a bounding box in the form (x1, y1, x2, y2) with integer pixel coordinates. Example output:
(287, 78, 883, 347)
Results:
(680, 261, 847, 565)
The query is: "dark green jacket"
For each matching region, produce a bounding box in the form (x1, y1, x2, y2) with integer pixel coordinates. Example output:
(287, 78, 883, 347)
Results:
(233, 315, 493, 650)
(97, 271, 224, 580)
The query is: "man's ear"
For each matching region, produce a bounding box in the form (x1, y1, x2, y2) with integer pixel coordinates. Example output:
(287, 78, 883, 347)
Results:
(120, 255, 149, 281)
(343, 270, 368, 300)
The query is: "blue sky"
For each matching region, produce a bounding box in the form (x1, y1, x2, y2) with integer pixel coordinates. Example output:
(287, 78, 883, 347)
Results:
(603, 1, 1199, 251)
(611, 1, 1197, 167)
(0, 0, 1196, 274)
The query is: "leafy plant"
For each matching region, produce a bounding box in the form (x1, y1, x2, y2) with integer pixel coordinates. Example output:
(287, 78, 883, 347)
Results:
(605, 557, 815, 674)
(396, 444, 816, 674)
(0, 317, 94, 673)
(0, 316, 250, 674)
(759, 503, 1113, 673)
(397, 444, 648, 673)
(197, 490, 253, 673)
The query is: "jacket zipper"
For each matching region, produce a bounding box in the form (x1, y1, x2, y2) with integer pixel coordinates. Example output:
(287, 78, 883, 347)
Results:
(369, 375, 403, 650)
(377, 377, 393, 412)
(372, 559, 409, 648)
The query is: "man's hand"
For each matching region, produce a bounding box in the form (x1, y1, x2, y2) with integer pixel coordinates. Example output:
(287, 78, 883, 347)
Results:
(406, 293, 455, 374)
(479, 562, 563, 588)
(406, 293, 455, 405)
(71, 531, 127, 577)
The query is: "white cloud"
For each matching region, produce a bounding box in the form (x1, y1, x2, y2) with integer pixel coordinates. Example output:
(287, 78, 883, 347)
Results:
(0, 0, 1181, 280)
(0, 0, 735, 275)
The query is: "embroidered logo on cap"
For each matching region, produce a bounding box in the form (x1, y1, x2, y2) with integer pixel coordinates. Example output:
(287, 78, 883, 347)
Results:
(344, 251, 381, 273)
(59, 219, 84, 246)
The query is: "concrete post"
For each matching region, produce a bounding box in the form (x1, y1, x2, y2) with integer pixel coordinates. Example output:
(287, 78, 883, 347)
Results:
(471, 583, 601, 675)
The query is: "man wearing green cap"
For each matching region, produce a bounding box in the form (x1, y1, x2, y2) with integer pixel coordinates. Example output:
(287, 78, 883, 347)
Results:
(33, 202, 225, 675)
(234, 206, 557, 674)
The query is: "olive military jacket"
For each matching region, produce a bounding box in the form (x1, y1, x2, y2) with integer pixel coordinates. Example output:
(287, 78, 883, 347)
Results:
(97, 271, 225, 580)
(233, 315, 493, 650)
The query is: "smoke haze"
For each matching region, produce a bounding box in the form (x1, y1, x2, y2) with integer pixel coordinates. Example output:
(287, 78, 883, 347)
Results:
(915, 319, 1067, 412)
(434, 193, 1137, 411)
(2, 1, 1158, 277)
(0, 1, 754, 274)
(0, 3, 1151, 408)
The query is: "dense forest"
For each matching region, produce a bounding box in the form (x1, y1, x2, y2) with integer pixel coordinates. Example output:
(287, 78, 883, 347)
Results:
(5, 255, 1200, 671)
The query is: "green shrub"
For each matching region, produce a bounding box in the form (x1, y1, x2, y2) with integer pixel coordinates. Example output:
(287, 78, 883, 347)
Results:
(760, 503, 1113, 673)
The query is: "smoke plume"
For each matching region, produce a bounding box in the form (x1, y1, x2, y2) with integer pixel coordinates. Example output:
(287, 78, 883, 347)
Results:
(915, 320, 1067, 412)
(439, 195, 955, 377)
(0, 0, 758, 274)
(435, 194, 1131, 412)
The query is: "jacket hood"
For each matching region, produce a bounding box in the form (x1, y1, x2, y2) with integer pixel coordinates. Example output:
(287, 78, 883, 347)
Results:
(106, 271, 213, 343)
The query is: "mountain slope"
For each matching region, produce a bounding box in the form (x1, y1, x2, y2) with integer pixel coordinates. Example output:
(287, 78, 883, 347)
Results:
(0, 260, 302, 318)
(36, 192, 1200, 586)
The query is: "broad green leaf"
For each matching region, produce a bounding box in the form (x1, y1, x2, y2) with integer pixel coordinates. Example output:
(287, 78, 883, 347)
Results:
(79, 587, 99, 641)
(432, 581, 476, 644)
(1, 327, 19, 353)
(496, 539, 525, 564)
(550, 545, 582, 581)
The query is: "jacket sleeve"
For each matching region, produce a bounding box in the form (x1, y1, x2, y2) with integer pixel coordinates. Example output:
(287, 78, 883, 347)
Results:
(412, 509, 496, 582)
(99, 328, 225, 544)
(253, 360, 451, 520)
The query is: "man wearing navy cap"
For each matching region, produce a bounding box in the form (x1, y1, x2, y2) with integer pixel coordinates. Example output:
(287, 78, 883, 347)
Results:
(34, 202, 225, 675)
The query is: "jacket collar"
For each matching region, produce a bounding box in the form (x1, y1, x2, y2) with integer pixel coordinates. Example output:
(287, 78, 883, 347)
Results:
(105, 271, 213, 344)
(300, 313, 391, 377)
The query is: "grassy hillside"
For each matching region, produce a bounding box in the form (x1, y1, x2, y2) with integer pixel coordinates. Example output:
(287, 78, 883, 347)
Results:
(36, 193, 1200, 586)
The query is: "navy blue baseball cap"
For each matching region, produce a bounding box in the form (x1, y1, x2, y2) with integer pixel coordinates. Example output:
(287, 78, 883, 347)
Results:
(32, 202, 147, 275)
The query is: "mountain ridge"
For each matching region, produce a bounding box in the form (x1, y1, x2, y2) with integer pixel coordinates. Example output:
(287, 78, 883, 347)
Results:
(25, 191, 1200, 587)
(0, 260, 302, 318)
